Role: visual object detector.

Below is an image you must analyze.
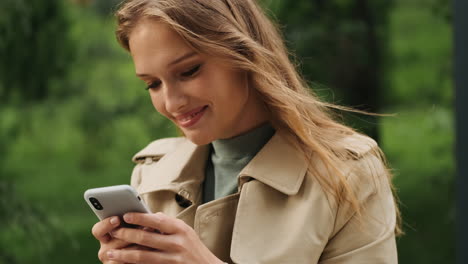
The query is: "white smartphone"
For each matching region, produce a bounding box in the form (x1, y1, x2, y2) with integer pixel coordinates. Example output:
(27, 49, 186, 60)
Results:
(84, 185, 151, 222)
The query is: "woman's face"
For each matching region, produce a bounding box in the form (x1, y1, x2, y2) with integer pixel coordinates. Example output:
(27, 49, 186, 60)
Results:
(129, 19, 268, 145)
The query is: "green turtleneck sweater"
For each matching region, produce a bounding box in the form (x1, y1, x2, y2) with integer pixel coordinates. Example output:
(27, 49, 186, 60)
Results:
(202, 123, 275, 204)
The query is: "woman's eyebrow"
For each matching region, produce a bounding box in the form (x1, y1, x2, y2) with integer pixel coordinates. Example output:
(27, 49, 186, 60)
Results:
(168, 51, 197, 66)
(136, 51, 198, 78)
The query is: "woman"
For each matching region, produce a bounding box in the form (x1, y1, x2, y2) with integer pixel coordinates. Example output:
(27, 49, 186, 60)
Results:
(91, 0, 402, 263)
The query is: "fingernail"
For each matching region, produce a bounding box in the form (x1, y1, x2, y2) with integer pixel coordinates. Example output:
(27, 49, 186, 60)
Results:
(123, 214, 132, 222)
(110, 217, 119, 225)
(107, 250, 114, 259)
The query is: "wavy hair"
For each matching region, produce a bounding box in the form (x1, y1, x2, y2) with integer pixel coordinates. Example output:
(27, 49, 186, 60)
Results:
(115, 0, 402, 236)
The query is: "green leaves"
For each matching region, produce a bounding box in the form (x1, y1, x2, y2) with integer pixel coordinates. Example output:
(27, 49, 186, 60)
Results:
(0, 0, 74, 103)
(0, 181, 62, 264)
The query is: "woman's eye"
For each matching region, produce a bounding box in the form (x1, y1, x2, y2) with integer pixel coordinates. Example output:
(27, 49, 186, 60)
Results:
(145, 81, 161, 91)
(181, 64, 201, 78)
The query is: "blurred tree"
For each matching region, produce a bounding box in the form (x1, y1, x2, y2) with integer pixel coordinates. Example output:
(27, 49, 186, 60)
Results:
(262, 0, 392, 140)
(72, 0, 123, 16)
(0, 0, 74, 262)
(92, 0, 125, 16)
(0, 0, 74, 103)
(432, 0, 452, 22)
(0, 182, 61, 264)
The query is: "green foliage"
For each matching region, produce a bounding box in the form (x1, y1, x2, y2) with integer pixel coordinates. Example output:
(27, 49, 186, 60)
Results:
(0, 181, 78, 264)
(262, 0, 391, 97)
(386, 0, 453, 107)
(92, 0, 123, 16)
(0, 4, 174, 263)
(261, 0, 393, 139)
(382, 107, 455, 263)
(382, 1, 454, 262)
(0, 0, 76, 261)
(0, 0, 74, 103)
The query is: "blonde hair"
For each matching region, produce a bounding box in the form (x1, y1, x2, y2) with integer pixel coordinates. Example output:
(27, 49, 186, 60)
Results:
(115, 0, 402, 236)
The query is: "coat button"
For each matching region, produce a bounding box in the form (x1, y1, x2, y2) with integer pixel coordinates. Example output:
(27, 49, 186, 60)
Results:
(144, 157, 153, 165)
(175, 191, 192, 208)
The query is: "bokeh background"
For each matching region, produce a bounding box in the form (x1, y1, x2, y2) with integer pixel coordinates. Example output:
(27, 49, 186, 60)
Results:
(0, 0, 454, 263)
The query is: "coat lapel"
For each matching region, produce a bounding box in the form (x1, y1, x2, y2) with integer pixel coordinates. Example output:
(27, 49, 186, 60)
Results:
(231, 133, 323, 263)
(238, 132, 309, 195)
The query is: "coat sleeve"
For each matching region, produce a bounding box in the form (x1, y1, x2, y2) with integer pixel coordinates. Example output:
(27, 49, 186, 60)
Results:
(318, 153, 398, 264)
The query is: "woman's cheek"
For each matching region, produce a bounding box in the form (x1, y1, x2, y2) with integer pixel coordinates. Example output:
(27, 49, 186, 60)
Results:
(150, 94, 167, 116)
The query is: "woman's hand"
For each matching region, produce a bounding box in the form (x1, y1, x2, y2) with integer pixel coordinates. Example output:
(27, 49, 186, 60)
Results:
(106, 212, 224, 264)
(92, 216, 134, 264)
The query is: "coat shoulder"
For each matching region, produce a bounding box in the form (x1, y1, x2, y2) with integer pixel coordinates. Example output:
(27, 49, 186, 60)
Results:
(317, 133, 388, 208)
(338, 132, 378, 160)
(319, 135, 397, 262)
(339, 133, 389, 203)
(340, 133, 385, 180)
(132, 137, 187, 163)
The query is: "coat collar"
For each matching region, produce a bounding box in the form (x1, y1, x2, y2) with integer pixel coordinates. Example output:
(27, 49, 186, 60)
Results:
(238, 132, 308, 195)
(135, 139, 209, 201)
(133, 132, 309, 199)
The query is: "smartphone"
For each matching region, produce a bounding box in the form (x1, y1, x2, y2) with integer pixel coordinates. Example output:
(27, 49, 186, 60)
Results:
(84, 185, 151, 222)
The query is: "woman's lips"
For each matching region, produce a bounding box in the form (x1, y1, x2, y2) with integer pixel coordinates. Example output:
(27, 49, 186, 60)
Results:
(175, 106, 208, 128)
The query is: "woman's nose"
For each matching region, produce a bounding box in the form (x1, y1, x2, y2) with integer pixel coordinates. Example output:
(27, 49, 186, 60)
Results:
(163, 83, 189, 113)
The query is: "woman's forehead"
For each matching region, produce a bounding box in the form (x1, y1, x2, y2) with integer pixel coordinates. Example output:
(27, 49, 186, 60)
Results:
(129, 19, 187, 52)
(129, 19, 197, 72)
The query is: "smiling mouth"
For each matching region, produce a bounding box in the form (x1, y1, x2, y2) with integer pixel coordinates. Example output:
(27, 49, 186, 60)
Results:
(176, 106, 208, 128)
(179, 107, 205, 121)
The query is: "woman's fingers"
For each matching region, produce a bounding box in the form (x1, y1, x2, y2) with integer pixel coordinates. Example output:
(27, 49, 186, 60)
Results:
(123, 212, 186, 235)
(112, 228, 173, 251)
(102, 258, 123, 264)
(106, 248, 172, 264)
(107, 237, 133, 250)
(92, 216, 121, 243)
(108, 213, 221, 264)
(98, 239, 136, 263)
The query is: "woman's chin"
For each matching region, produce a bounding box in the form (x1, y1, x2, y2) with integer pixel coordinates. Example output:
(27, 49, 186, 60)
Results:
(183, 131, 214, 146)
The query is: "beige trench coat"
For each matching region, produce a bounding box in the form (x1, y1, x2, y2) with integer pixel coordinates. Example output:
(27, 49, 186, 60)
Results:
(130, 132, 398, 264)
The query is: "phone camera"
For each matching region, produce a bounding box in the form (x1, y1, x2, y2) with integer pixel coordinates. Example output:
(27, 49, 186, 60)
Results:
(89, 197, 103, 210)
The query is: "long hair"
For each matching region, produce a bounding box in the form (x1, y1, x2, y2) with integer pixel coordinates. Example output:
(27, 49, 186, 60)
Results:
(115, 0, 402, 236)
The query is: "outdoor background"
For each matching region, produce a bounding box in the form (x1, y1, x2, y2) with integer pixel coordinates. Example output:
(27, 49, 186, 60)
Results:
(0, 0, 454, 263)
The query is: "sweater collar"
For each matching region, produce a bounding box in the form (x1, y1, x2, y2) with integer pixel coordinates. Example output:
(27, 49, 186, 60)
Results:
(211, 123, 275, 160)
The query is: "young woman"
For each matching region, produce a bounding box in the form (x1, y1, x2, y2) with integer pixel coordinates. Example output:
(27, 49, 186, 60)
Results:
(91, 0, 402, 263)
